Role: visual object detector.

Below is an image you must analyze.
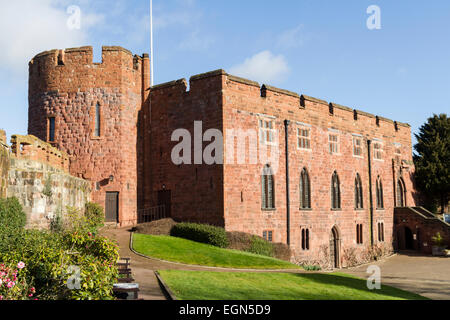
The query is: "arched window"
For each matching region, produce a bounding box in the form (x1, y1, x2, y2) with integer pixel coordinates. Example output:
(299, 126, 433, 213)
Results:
(299, 168, 311, 209)
(376, 176, 384, 209)
(94, 103, 101, 137)
(331, 171, 341, 209)
(396, 178, 406, 207)
(301, 228, 310, 250)
(354, 173, 363, 209)
(262, 165, 275, 209)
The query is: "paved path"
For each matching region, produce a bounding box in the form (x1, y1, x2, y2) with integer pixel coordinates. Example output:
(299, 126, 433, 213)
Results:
(102, 227, 450, 300)
(345, 252, 450, 300)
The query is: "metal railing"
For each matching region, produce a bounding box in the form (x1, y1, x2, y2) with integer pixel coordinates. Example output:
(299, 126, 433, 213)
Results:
(138, 205, 166, 223)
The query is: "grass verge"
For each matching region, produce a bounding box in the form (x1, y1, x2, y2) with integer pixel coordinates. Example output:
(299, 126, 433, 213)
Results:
(132, 233, 300, 269)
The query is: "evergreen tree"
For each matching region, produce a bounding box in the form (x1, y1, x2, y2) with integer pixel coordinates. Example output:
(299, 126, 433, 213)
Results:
(414, 114, 450, 214)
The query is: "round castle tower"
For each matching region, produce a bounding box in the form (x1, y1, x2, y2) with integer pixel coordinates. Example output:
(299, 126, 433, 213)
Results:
(28, 46, 151, 226)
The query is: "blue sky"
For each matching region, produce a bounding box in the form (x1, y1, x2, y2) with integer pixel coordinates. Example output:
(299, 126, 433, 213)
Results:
(1, 0, 449, 146)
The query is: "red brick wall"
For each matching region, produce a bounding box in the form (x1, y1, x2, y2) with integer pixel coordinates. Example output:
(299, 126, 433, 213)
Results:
(220, 73, 416, 266)
(140, 71, 225, 225)
(28, 46, 148, 226)
(394, 207, 450, 254)
(142, 69, 417, 267)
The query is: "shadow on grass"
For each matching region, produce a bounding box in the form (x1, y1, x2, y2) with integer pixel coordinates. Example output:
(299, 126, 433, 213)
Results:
(291, 273, 427, 300)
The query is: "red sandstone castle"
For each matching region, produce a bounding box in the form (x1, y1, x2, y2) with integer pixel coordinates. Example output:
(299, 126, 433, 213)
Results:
(27, 46, 449, 267)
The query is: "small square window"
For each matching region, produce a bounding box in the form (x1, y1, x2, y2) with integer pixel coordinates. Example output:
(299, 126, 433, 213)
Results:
(353, 137, 363, 157)
(263, 230, 273, 242)
(297, 128, 311, 150)
(259, 120, 276, 145)
(373, 142, 383, 160)
(329, 134, 339, 154)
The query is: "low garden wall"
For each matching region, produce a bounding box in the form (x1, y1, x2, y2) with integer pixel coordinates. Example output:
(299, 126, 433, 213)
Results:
(0, 131, 91, 229)
(8, 157, 91, 229)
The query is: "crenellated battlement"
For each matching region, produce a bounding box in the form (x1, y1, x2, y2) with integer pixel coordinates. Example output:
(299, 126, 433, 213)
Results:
(28, 46, 150, 96)
(149, 69, 410, 132)
(10, 134, 69, 172)
(29, 46, 144, 70)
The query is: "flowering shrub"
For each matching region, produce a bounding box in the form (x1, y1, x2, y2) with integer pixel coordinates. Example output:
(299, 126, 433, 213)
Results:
(0, 262, 36, 300)
(0, 230, 120, 300)
(64, 231, 120, 262)
(0, 200, 119, 300)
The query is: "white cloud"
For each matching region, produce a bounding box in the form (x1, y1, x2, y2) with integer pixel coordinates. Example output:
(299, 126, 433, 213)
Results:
(276, 25, 306, 49)
(0, 0, 103, 74)
(229, 51, 290, 84)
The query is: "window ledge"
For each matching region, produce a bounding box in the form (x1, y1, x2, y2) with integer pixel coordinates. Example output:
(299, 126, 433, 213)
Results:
(299, 208, 313, 211)
(331, 208, 342, 211)
(262, 208, 276, 212)
(91, 136, 104, 140)
(376, 208, 385, 211)
(355, 208, 365, 211)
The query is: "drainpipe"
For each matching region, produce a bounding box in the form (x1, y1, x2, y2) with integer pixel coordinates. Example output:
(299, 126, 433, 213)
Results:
(367, 140, 374, 246)
(284, 120, 291, 245)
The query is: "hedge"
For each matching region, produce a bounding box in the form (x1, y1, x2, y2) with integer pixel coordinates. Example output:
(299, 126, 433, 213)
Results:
(170, 223, 229, 248)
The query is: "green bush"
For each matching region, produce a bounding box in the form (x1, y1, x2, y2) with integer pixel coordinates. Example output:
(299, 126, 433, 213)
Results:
(227, 231, 292, 261)
(272, 242, 292, 261)
(0, 197, 26, 235)
(85, 202, 104, 230)
(249, 236, 273, 257)
(302, 265, 322, 271)
(63, 204, 103, 234)
(170, 223, 229, 248)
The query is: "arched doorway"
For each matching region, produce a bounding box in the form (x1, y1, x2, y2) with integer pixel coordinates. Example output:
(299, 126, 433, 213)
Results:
(404, 227, 414, 250)
(330, 226, 341, 268)
(397, 226, 414, 250)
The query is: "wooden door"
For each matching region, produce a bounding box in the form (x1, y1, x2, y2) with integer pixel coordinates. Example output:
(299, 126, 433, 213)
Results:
(157, 190, 171, 218)
(105, 192, 119, 223)
(331, 227, 340, 268)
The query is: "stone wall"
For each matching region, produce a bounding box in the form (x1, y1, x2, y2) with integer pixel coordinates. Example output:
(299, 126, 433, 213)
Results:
(0, 130, 9, 198)
(8, 157, 91, 229)
(27, 46, 149, 226)
(1, 131, 91, 229)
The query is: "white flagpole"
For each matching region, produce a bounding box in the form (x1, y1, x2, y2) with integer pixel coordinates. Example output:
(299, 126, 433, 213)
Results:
(150, 0, 154, 86)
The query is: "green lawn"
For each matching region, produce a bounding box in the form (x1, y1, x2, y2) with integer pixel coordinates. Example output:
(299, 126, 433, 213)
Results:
(132, 233, 300, 269)
(158, 270, 428, 300)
